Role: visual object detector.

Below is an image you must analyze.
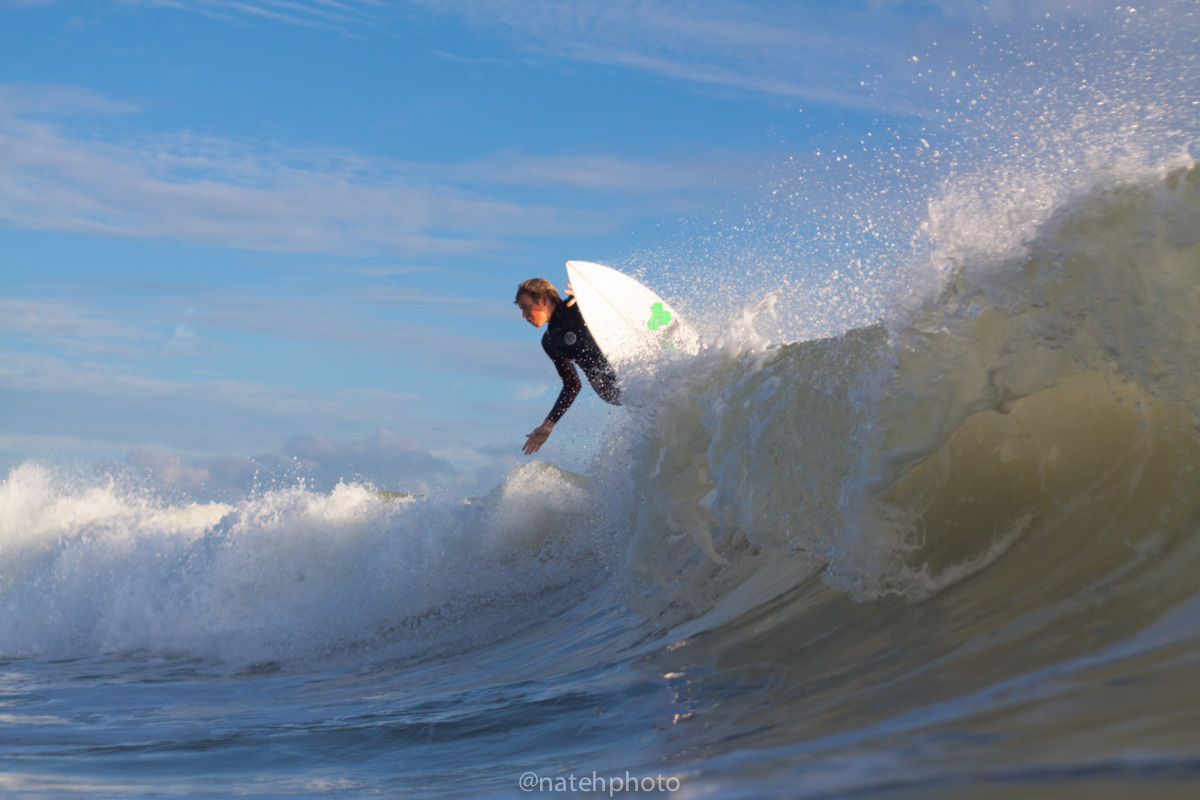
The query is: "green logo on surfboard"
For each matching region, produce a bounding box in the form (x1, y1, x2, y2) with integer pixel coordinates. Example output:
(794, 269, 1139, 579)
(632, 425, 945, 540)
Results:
(647, 302, 672, 331)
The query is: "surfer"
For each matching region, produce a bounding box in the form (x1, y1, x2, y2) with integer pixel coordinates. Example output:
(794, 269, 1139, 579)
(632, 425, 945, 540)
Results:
(515, 278, 621, 454)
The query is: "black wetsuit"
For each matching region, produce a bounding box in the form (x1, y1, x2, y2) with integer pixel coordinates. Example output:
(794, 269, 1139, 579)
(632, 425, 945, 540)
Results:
(542, 298, 621, 423)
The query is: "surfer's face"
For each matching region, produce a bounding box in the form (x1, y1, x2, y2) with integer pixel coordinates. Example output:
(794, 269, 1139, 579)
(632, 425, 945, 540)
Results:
(517, 294, 553, 327)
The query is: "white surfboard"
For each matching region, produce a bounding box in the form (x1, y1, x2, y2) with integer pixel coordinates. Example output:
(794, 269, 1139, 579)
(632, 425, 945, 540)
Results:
(565, 260, 699, 366)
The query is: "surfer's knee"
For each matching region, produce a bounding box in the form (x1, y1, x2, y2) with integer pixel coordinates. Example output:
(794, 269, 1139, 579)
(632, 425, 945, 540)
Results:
(595, 376, 621, 405)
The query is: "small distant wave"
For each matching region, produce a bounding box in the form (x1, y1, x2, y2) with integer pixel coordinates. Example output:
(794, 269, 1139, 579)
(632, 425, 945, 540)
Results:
(0, 461, 609, 668)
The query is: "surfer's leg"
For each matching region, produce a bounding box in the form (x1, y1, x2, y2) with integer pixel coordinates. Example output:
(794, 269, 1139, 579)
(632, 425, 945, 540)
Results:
(586, 368, 622, 406)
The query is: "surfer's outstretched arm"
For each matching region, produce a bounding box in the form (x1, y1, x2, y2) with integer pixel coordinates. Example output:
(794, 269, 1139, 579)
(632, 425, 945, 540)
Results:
(524, 352, 580, 455)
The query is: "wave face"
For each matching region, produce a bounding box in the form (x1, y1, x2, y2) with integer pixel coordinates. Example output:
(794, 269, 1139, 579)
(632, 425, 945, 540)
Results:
(2, 171, 1199, 795)
(620, 161, 1199, 610)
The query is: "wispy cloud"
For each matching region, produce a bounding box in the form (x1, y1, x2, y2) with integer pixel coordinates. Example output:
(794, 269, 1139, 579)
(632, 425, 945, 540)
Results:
(0, 297, 153, 342)
(40, 0, 1186, 116)
(0, 344, 552, 488)
(106, 0, 925, 108)
(27, 0, 933, 110)
(409, 0, 934, 112)
(437, 150, 752, 193)
(0, 82, 139, 118)
(0, 83, 739, 255)
(410, 1, 1194, 114)
(0, 116, 574, 255)
(0, 279, 540, 386)
(118, 428, 466, 497)
(182, 292, 534, 373)
(116, 0, 384, 31)
(0, 297, 162, 360)
(0, 349, 432, 449)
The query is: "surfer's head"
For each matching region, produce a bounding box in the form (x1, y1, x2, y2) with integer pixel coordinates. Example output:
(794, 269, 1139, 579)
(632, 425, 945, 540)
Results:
(515, 278, 561, 328)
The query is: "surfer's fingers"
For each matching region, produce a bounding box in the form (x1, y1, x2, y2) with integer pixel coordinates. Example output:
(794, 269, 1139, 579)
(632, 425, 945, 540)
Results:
(565, 283, 576, 306)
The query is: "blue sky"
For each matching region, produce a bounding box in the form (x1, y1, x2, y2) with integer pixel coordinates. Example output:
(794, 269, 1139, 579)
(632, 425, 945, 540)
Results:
(2, 0, 1195, 494)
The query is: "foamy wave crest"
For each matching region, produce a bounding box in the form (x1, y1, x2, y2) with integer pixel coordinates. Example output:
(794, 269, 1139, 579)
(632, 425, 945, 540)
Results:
(0, 461, 608, 667)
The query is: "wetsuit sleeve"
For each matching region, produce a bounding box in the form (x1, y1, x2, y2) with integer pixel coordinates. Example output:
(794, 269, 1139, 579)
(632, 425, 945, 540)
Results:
(544, 347, 582, 424)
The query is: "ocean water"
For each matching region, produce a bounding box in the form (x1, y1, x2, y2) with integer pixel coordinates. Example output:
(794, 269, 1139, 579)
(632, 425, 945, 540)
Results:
(5, 10, 1200, 800)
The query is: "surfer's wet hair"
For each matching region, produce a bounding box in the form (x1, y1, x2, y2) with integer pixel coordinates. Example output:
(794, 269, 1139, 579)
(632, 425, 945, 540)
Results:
(514, 278, 562, 307)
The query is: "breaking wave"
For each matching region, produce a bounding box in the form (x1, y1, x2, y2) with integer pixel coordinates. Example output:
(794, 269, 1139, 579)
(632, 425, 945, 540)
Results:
(5, 164, 1196, 683)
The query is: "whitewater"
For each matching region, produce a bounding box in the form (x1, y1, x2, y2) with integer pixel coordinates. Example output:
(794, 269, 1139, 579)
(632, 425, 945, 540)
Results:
(4, 8, 1200, 799)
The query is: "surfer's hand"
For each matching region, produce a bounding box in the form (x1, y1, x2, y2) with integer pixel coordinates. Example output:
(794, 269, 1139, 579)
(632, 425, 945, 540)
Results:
(565, 284, 576, 307)
(523, 423, 553, 455)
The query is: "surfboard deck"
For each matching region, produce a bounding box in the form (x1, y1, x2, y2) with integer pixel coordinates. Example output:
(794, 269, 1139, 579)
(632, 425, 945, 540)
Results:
(565, 260, 699, 366)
